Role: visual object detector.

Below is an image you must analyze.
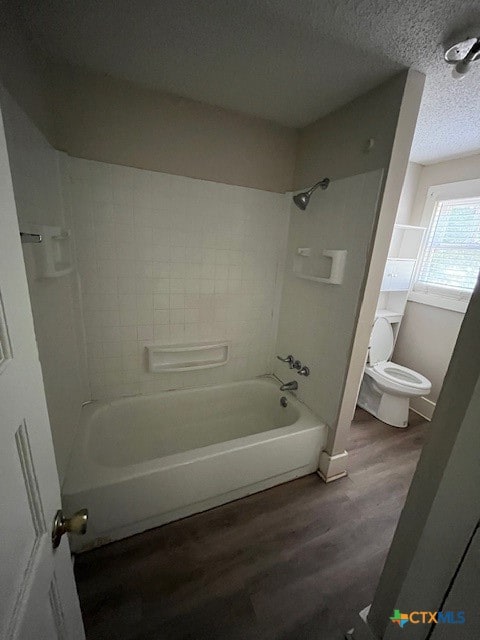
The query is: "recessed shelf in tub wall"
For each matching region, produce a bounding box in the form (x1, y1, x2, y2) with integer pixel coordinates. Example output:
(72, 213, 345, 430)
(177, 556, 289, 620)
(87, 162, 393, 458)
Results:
(146, 341, 229, 373)
(294, 248, 347, 285)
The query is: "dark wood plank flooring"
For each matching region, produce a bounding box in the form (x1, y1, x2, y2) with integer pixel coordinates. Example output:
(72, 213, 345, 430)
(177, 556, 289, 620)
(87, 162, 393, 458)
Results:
(74, 409, 428, 640)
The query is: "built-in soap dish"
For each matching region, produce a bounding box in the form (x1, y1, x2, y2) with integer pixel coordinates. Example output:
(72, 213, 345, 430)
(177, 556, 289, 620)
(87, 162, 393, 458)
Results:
(293, 248, 347, 285)
(146, 341, 229, 373)
(20, 224, 74, 278)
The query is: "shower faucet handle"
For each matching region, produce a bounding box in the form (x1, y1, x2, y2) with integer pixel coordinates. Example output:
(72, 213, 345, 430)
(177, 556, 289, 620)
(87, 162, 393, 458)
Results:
(277, 355, 303, 370)
(276, 354, 295, 368)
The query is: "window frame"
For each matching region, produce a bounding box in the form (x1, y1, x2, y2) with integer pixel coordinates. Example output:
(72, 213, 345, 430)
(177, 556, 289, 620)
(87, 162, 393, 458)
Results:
(409, 178, 480, 314)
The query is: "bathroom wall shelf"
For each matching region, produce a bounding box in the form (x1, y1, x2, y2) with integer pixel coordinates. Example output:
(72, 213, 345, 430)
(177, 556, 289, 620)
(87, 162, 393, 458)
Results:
(388, 223, 426, 261)
(294, 249, 347, 285)
(375, 309, 403, 324)
(146, 341, 229, 373)
(376, 223, 426, 342)
(21, 224, 74, 278)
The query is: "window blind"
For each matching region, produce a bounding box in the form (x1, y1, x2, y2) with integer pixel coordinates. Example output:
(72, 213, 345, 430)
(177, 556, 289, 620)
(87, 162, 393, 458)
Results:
(415, 197, 480, 298)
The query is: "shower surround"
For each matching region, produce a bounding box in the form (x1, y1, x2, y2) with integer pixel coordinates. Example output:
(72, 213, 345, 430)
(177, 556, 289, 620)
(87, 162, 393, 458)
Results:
(64, 157, 290, 399)
(59, 157, 385, 547)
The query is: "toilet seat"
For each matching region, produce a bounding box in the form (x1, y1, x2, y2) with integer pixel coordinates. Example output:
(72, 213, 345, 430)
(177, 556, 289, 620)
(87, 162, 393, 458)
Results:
(368, 317, 393, 365)
(359, 316, 432, 426)
(372, 361, 431, 392)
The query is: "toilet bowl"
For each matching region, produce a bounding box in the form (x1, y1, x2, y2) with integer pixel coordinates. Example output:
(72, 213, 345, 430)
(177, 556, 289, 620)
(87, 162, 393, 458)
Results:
(357, 317, 431, 428)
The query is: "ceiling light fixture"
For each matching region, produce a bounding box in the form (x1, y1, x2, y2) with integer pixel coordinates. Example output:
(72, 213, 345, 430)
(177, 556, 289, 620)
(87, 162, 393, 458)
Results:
(444, 35, 480, 79)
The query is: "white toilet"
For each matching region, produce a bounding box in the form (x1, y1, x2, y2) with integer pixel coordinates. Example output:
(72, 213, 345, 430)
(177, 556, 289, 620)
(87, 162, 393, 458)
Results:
(358, 317, 431, 428)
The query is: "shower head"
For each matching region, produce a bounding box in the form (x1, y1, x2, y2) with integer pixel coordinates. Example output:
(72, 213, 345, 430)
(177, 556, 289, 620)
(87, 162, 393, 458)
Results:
(292, 192, 310, 211)
(292, 178, 330, 211)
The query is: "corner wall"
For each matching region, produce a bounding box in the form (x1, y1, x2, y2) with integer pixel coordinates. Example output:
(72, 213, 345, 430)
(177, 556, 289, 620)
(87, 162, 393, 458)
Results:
(294, 74, 411, 188)
(0, 14, 53, 143)
(46, 64, 297, 193)
(275, 72, 410, 444)
(0, 11, 298, 195)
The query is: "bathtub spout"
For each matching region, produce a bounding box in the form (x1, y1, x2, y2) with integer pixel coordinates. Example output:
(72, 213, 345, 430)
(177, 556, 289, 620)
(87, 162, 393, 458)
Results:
(280, 380, 298, 391)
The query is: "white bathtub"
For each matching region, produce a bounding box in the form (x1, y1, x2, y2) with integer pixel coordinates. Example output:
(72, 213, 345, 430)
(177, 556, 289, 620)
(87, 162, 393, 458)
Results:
(63, 377, 326, 551)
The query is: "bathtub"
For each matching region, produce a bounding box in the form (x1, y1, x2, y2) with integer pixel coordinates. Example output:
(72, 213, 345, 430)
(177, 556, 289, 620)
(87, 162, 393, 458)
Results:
(63, 377, 326, 551)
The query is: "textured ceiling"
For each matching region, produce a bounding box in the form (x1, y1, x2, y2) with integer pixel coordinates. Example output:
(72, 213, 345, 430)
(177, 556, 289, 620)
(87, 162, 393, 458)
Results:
(12, 0, 480, 163)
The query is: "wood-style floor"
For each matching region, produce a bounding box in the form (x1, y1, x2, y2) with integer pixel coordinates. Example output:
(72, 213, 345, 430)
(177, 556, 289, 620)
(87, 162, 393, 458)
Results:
(74, 408, 428, 640)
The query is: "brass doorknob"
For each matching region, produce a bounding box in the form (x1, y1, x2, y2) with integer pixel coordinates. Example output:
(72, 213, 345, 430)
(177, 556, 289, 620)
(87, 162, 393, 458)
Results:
(52, 508, 88, 549)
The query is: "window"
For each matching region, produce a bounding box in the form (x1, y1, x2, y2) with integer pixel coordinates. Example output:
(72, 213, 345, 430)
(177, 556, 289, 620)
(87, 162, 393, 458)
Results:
(410, 181, 480, 313)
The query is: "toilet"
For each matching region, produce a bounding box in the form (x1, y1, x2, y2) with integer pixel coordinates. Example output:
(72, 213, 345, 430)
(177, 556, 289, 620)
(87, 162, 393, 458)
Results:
(357, 317, 431, 428)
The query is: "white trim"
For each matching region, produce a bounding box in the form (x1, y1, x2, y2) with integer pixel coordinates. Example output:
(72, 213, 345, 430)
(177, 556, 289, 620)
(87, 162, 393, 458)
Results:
(410, 177, 480, 313)
(413, 282, 471, 300)
(408, 290, 469, 313)
(424, 178, 480, 201)
(317, 450, 348, 482)
(410, 395, 436, 421)
(394, 223, 426, 231)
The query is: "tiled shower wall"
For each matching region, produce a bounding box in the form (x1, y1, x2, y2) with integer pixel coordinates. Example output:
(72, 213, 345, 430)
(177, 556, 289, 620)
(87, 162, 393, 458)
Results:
(64, 157, 290, 399)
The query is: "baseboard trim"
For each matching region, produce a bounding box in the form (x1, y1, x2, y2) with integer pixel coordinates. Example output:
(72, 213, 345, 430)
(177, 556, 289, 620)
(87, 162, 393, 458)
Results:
(410, 395, 435, 421)
(317, 469, 348, 483)
(318, 450, 348, 483)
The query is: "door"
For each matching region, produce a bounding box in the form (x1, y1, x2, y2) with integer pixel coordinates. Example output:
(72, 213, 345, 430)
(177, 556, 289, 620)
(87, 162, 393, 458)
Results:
(429, 523, 480, 639)
(0, 106, 85, 637)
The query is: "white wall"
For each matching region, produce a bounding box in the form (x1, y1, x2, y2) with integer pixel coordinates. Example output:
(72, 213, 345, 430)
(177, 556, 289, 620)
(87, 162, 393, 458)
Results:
(1, 89, 88, 483)
(294, 73, 408, 188)
(395, 162, 422, 225)
(47, 63, 297, 194)
(395, 301, 463, 404)
(65, 157, 289, 400)
(0, 20, 298, 194)
(393, 154, 480, 416)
